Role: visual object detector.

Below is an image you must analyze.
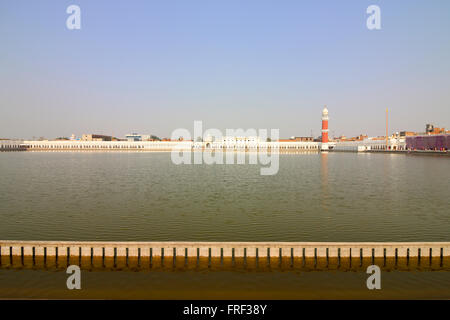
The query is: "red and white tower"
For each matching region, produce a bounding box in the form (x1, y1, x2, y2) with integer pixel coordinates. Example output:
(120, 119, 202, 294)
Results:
(321, 106, 329, 151)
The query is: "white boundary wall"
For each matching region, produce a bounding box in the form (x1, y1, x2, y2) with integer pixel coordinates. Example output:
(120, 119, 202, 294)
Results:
(333, 137, 407, 152)
(0, 140, 24, 150)
(22, 140, 320, 151)
(1, 241, 449, 258)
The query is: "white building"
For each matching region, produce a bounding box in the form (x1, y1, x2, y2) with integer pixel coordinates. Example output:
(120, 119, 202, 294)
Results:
(0, 140, 24, 150)
(20, 138, 321, 152)
(333, 136, 407, 152)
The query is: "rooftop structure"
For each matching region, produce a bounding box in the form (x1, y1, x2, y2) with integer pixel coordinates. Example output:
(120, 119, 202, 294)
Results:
(425, 124, 446, 135)
(81, 134, 112, 141)
(126, 133, 151, 142)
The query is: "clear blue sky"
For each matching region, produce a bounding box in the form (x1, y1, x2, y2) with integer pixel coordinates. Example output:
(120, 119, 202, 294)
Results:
(1, 0, 449, 139)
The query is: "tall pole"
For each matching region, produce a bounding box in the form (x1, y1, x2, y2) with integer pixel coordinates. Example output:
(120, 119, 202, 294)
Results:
(386, 108, 388, 149)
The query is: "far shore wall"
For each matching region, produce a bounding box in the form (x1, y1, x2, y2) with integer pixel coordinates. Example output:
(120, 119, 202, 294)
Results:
(1, 140, 321, 152)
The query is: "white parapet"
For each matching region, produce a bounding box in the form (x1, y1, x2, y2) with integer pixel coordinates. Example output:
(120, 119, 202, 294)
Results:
(21, 140, 321, 152)
(1, 240, 449, 258)
(0, 140, 24, 150)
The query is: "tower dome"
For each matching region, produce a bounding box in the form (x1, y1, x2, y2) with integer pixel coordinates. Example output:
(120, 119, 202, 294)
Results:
(322, 106, 328, 116)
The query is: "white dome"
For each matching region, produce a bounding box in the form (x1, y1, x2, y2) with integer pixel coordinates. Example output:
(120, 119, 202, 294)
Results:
(322, 106, 329, 115)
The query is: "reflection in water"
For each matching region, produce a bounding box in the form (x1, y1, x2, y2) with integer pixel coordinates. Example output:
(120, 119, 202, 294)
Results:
(1, 262, 449, 299)
(320, 152, 329, 211)
(1, 256, 448, 272)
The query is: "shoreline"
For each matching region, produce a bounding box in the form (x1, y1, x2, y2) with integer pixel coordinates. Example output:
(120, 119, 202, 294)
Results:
(0, 148, 448, 155)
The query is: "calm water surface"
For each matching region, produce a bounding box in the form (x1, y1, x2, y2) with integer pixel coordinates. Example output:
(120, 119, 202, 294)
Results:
(1, 268, 449, 299)
(0, 152, 449, 241)
(0, 152, 449, 299)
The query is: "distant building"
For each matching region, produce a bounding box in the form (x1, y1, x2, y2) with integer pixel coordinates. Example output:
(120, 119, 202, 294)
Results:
(370, 136, 388, 141)
(425, 124, 446, 135)
(406, 134, 449, 151)
(335, 134, 368, 142)
(0, 140, 24, 151)
(81, 134, 112, 141)
(126, 133, 151, 141)
(280, 137, 313, 142)
(126, 133, 141, 141)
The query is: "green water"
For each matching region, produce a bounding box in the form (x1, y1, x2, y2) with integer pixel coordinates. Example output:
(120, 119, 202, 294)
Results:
(1, 267, 449, 299)
(0, 152, 448, 241)
(0, 151, 449, 299)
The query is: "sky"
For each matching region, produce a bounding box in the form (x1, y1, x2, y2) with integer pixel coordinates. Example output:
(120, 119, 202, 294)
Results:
(0, 0, 449, 140)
